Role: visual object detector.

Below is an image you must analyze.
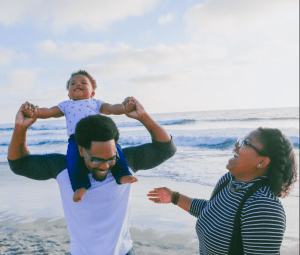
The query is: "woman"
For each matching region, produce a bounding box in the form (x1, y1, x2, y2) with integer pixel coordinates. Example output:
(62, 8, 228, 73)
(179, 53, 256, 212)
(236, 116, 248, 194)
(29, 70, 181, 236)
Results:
(147, 128, 297, 254)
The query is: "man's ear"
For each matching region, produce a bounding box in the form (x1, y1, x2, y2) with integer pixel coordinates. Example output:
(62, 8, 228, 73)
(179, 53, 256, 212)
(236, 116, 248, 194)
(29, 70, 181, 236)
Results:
(68, 93, 71, 100)
(78, 145, 84, 157)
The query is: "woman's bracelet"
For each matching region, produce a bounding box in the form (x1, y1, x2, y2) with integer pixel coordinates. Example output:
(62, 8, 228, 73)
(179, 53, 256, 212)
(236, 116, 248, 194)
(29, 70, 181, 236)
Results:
(172, 191, 180, 205)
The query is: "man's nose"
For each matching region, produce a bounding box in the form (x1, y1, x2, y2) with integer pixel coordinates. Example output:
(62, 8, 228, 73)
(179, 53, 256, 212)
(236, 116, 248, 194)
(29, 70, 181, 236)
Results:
(98, 162, 110, 170)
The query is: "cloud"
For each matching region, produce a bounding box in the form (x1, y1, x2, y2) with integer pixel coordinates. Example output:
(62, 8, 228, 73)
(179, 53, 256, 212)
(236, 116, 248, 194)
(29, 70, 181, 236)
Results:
(85, 42, 226, 79)
(0, 45, 17, 65)
(7, 69, 38, 90)
(0, 69, 68, 108)
(185, 0, 299, 44)
(34, 40, 132, 62)
(183, 0, 299, 86)
(0, 0, 161, 31)
(158, 14, 174, 24)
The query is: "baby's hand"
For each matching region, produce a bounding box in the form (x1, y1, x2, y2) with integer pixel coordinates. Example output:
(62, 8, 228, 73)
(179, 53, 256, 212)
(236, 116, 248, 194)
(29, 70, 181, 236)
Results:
(126, 99, 136, 112)
(22, 102, 35, 118)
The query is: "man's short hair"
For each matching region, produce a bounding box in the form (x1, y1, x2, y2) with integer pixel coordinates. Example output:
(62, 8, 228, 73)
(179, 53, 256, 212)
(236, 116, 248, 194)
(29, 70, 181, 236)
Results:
(75, 115, 119, 149)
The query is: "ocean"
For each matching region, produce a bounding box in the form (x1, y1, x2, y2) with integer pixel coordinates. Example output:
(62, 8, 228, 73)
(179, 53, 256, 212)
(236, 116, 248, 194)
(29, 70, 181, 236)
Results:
(0, 107, 299, 223)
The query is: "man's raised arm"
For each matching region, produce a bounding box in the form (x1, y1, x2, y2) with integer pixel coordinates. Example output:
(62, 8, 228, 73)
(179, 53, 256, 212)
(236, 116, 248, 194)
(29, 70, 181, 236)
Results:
(122, 97, 176, 172)
(8, 103, 66, 180)
(123, 97, 171, 142)
(8, 103, 38, 160)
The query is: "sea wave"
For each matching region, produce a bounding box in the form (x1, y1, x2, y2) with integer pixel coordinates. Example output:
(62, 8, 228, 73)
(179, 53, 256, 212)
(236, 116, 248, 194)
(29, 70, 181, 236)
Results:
(116, 119, 196, 127)
(1, 135, 299, 149)
(0, 119, 196, 131)
(1, 116, 297, 132)
(0, 127, 14, 131)
(201, 117, 299, 122)
(0, 126, 66, 132)
(173, 137, 236, 149)
(120, 135, 299, 149)
(29, 125, 66, 131)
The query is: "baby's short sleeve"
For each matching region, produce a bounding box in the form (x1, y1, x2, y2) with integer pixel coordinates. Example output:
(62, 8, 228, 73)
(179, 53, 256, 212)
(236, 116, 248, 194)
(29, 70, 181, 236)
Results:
(94, 99, 104, 111)
(57, 100, 68, 115)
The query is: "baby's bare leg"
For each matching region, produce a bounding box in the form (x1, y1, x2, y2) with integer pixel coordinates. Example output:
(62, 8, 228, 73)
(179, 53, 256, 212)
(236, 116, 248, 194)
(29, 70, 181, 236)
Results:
(119, 175, 138, 184)
(73, 187, 87, 202)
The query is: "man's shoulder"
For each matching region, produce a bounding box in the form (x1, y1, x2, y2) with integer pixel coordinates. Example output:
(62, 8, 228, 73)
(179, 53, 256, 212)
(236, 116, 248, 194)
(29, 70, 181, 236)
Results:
(122, 138, 177, 172)
(9, 153, 67, 180)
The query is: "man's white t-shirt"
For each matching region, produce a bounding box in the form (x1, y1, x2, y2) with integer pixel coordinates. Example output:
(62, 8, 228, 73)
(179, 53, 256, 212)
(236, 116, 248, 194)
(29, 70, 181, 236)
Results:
(56, 168, 133, 255)
(58, 99, 104, 137)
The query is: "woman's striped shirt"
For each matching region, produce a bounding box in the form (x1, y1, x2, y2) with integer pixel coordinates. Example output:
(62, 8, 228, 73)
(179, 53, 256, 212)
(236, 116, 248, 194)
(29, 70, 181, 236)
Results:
(189, 172, 286, 255)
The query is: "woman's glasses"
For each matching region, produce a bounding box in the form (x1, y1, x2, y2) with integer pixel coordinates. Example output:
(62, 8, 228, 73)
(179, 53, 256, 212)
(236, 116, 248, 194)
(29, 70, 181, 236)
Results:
(237, 138, 265, 156)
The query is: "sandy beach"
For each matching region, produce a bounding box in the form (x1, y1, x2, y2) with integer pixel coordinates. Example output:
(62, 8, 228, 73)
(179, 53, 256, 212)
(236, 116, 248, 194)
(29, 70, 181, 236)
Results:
(0, 163, 299, 254)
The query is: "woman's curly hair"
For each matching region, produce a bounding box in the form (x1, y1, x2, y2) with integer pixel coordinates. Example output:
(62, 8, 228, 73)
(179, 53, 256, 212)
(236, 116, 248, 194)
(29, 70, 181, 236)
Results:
(258, 127, 297, 198)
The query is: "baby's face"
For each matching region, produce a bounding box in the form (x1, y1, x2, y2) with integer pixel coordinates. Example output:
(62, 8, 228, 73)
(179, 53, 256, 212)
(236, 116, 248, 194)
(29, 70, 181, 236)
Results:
(68, 75, 95, 100)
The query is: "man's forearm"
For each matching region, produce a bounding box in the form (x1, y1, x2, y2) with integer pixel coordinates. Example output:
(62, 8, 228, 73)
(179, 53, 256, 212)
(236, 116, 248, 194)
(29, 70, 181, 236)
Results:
(8, 125, 29, 160)
(138, 113, 171, 142)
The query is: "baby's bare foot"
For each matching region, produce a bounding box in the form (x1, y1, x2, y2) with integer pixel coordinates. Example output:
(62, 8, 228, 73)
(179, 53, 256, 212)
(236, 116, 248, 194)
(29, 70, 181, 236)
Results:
(119, 175, 138, 184)
(73, 187, 87, 202)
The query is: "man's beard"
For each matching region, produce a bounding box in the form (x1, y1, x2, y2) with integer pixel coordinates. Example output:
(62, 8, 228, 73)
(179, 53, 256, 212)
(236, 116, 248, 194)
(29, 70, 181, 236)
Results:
(90, 165, 113, 182)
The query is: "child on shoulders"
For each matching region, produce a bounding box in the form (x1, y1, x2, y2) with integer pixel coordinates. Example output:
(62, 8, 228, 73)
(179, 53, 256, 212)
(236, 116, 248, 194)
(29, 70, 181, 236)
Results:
(23, 70, 137, 202)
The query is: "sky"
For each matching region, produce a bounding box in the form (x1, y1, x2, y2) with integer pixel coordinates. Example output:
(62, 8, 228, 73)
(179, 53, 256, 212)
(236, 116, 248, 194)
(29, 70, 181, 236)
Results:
(0, 0, 299, 124)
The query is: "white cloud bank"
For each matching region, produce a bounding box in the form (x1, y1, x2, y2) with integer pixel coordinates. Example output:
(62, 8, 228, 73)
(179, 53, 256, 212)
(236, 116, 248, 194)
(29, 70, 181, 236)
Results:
(35, 40, 132, 61)
(0, 0, 161, 31)
(1, 0, 297, 122)
(158, 14, 174, 24)
(0, 45, 17, 65)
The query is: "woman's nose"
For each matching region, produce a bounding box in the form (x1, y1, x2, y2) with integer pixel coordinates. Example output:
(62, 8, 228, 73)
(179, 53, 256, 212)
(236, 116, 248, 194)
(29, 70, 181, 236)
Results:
(234, 141, 239, 148)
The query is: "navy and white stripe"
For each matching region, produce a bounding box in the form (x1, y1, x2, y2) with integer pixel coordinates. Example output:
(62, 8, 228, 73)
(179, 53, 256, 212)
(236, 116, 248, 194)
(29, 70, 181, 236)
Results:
(189, 172, 286, 255)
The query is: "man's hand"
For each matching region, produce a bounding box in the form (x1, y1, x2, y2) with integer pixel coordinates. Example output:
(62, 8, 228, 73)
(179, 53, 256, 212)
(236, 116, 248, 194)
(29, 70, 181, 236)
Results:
(22, 101, 35, 118)
(122, 97, 146, 120)
(16, 102, 38, 129)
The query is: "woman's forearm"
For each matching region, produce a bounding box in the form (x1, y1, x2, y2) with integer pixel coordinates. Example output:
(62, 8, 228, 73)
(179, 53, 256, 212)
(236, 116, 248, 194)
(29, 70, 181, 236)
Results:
(148, 187, 193, 213)
(176, 193, 194, 212)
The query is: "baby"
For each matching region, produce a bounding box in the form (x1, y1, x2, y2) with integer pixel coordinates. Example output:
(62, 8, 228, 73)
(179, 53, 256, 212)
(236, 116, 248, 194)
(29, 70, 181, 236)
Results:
(23, 70, 138, 202)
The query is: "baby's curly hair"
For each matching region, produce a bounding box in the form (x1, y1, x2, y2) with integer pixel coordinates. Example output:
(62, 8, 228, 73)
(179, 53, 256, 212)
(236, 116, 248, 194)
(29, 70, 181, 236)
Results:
(258, 127, 297, 198)
(66, 70, 97, 90)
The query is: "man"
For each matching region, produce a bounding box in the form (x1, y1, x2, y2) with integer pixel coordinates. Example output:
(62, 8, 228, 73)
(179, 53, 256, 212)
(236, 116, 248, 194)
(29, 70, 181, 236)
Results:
(8, 97, 176, 255)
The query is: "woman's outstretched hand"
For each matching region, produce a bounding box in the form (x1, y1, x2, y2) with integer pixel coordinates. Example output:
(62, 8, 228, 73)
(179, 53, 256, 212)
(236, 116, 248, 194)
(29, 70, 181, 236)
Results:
(147, 187, 174, 204)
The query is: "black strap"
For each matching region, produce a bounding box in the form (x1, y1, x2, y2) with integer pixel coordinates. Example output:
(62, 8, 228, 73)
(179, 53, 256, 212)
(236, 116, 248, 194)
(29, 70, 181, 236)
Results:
(209, 178, 268, 255)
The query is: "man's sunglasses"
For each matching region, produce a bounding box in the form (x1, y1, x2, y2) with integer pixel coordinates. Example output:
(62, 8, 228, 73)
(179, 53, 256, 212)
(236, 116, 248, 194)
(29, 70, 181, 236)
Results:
(83, 148, 120, 165)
